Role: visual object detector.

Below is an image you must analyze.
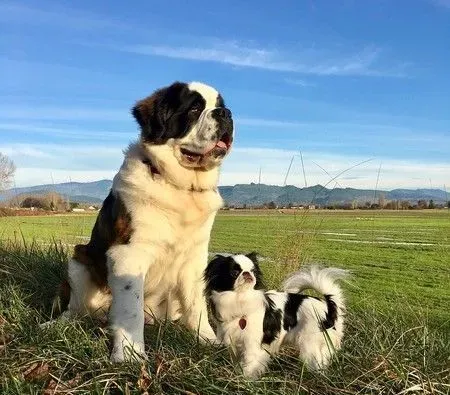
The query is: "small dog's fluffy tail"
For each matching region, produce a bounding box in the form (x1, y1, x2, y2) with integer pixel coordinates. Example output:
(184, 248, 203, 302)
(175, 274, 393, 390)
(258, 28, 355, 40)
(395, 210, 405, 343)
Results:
(282, 266, 349, 312)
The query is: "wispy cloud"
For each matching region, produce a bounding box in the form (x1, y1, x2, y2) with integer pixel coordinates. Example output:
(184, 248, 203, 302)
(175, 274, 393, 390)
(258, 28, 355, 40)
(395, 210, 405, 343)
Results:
(285, 78, 316, 87)
(0, 145, 53, 159)
(0, 106, 130, 121)
(6, 144, 450, 189)
(1, 3, 409, 78)
(1, 143, 124, 185)
(119, 42, 406, 77)
(431, 0, 450, 9)
(0, 123, 134, 140)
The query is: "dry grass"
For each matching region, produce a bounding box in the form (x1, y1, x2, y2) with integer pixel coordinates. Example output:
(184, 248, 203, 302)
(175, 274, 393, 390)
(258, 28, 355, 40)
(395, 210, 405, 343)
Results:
(0, 240, 448, 394)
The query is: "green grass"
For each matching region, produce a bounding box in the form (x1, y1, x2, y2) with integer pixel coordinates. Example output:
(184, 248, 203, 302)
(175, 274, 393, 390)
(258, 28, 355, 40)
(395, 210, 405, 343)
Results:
(0, 210, 449, 394)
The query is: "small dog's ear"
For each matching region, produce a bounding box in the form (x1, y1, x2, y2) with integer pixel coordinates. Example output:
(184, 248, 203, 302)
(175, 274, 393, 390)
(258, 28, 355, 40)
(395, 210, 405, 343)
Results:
(246, 251, 259, 263)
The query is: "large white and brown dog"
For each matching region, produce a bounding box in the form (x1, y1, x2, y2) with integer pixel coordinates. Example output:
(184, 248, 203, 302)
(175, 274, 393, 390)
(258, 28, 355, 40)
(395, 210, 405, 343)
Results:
(50, 81, 234, 362)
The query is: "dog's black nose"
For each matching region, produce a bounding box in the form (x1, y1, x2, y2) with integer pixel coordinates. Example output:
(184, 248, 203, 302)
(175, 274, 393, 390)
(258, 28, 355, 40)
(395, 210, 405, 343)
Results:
(213, 107, 232, 119)
(219, 129, 232, 141)
(242, 271, 253, 282)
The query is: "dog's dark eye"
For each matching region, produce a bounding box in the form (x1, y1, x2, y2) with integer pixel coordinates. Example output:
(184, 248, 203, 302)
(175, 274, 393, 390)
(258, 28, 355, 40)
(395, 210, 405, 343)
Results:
(189, 106, 201, 114)
(231, 270, 240, 278)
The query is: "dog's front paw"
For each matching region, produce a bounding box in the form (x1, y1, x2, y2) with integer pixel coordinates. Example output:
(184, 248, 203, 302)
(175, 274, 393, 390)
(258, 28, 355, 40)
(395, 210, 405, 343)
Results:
(110, 341, 147, 363)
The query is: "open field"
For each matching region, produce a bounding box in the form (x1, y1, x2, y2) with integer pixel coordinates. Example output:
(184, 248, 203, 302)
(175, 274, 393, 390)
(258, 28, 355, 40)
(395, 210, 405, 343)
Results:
(0, 210, 449, 394)
(1, 209, 449, 320)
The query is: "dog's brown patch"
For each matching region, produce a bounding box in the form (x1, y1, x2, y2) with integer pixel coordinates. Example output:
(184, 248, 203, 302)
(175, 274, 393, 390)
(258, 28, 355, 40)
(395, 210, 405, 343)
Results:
(72, 191, 132, 289)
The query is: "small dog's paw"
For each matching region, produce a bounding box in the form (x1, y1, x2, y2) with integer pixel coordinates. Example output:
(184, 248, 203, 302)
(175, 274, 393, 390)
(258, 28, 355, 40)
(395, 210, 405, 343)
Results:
(39, 320, 56, 329)
(242, 365, 262, 379)
(202, 336, 221, 346)
(241, 358, 268, 379)
(198, 326, 218, 344)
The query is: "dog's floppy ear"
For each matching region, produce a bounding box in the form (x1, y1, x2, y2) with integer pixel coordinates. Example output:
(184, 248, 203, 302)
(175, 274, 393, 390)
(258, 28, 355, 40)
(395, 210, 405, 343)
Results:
(132, 94, 166, 143)
(246, 251, 259, 264)
(132, 81, 185, 143)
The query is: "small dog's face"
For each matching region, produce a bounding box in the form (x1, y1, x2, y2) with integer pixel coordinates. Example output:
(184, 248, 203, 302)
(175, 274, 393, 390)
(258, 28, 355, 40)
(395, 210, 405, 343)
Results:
(204, 252, 264, 293)
(132, 81, 233, 170)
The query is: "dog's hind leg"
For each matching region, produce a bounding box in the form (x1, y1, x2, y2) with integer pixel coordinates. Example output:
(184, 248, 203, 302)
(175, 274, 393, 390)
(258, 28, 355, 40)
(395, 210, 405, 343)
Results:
(177, 250, 217, 343)
(65, 258, 111, 319)
(41, 258, 111, 328)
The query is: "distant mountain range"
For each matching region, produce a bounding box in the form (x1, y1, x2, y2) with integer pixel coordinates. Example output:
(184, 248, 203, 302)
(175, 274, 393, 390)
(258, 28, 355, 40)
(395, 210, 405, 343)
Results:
(0, 180, 112, 204)
(1, 180, 448, 206)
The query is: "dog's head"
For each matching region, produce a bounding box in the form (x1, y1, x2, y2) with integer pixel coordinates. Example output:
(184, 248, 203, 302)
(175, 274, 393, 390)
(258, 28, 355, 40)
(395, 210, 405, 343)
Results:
(204, 252, 264, 294)
(132, 81, 233, 170)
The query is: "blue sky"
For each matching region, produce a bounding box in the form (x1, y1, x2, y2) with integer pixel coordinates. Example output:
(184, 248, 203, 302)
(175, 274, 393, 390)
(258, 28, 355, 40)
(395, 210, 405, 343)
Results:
(1, 0, 449, 189)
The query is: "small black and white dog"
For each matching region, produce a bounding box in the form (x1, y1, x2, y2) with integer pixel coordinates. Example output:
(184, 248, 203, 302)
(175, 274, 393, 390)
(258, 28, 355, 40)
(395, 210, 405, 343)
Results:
(204, 253, 348, 378)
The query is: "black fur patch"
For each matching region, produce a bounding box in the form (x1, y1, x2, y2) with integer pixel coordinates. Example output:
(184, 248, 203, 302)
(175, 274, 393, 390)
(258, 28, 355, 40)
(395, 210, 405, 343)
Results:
(322, 295, 338, 330)
(204, 255, 244, 294)
(132, 81, 207, 144)
(283, 293, 307, 331)
(262, 295, 282, 345)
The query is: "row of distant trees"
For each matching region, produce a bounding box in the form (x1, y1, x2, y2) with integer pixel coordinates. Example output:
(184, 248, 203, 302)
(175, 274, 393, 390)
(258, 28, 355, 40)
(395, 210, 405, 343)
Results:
(2, 192, 96, 212)
(322, 198, 448, 210)
(225, 199, 449, 210)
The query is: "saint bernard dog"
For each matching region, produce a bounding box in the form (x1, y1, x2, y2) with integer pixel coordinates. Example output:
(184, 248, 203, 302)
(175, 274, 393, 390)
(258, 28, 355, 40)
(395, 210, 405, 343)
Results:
(53, 81, 233, 362)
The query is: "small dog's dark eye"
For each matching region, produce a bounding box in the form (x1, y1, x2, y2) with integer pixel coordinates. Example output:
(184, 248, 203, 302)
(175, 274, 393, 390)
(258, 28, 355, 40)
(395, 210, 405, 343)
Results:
(231, 270, 240, 278)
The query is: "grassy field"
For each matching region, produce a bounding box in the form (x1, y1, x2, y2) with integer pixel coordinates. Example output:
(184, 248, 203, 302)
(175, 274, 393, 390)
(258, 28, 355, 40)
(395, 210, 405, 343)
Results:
(0, 210, 449, 394)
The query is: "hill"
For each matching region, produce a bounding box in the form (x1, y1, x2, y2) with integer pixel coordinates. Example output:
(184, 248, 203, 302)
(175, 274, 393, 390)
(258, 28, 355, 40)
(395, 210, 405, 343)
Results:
(1, 180, 447, 206)
(0, 180, 112, 204)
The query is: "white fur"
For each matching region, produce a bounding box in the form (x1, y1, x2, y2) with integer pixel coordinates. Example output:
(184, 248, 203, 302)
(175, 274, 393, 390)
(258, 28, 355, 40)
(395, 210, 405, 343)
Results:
(211, 265, 348, 378)
(188, 82, 220, 109)
(233, 255, 255, 272)
(64, 143, 223, 362)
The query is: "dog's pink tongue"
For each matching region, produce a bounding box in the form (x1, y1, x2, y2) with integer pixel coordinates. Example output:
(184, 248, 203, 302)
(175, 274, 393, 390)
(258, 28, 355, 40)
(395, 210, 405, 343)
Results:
(203, 140, 228, 154)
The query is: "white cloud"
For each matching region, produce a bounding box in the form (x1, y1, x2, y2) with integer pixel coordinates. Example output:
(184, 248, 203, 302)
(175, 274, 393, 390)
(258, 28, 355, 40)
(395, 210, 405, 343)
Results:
(0, 144, 53, 159)
(0, 3, 409, 78)
(220, 148, 450, 190)
(6, 145, 450, 190)
(432, 0, 450, 9)
(285, 78, 316, 87)
(0, 106, 129, 121)
(0, 123, 134, 140)
(0, 143, 125, 180)
(120, 42, 405, 77)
